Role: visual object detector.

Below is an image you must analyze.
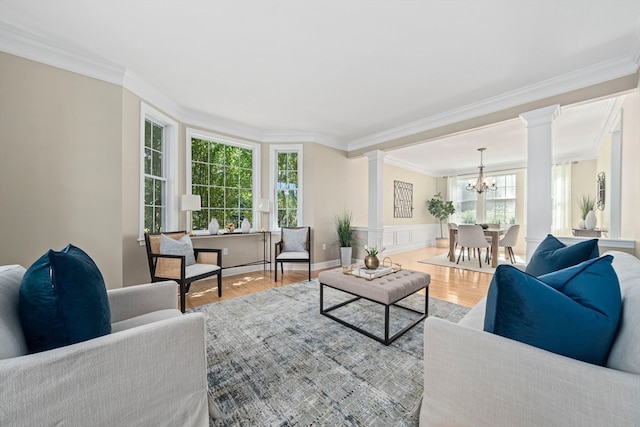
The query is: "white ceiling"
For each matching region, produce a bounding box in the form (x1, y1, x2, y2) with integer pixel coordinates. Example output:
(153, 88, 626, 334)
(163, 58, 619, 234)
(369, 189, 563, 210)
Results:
(1, 1, 638, 174)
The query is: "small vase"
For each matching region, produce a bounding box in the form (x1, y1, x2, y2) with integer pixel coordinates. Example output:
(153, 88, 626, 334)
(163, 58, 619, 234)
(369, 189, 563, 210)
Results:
(364, 255, 379, 270)
(585, 211, 597, 230)
(578, 220, 586, 229)
(241, 217, 251, 233)
(208, 218, 219, 234)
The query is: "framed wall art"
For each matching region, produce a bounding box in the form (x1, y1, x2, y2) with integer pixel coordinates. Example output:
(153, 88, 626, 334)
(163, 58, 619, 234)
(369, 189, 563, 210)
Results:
(394, 180, 413, 218)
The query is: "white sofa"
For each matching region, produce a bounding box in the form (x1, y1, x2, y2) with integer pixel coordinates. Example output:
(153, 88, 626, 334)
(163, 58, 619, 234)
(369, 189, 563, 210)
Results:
(0, 265, 210, 426)
(420, 251, 640, 426)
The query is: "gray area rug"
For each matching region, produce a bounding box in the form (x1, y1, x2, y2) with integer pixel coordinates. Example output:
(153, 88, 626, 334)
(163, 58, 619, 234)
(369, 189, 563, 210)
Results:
(189, 279, 470, 426)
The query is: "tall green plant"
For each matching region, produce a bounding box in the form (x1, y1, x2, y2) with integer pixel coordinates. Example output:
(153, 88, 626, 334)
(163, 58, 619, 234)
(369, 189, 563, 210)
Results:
(427, 192, 456, 238)
(333, 210, 355, 247)
(577, 195, 595, 220)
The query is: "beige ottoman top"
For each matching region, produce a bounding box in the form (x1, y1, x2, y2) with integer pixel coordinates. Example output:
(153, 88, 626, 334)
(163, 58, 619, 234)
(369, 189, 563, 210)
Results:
(318, 268, 430, 305)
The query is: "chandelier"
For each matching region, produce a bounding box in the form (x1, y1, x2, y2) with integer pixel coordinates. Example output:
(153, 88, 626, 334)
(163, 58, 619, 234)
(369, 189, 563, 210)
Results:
(466, 148, 497, 194)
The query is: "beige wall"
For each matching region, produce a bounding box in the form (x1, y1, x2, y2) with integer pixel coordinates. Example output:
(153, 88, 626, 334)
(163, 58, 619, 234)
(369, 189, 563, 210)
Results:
(384, 164, 437, 226)
(620, 87, 640, 257)
(570, 159, 597, 228)
(0, 53, 124, 288)
(300, 142, 351, 263)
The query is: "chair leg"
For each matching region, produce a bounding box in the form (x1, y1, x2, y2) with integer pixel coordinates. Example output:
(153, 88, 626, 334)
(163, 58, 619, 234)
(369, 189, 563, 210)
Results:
(308, 261, 311, 281)
(179, 282, 187, 313)
(217, 273, 222, 297)
(275, 261, 278, 281)
(457, 247, 463, 264)
(478, 249, 483, 268)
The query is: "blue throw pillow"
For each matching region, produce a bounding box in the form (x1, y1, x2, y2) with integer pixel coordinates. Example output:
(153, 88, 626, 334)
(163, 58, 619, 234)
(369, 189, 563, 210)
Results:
(19, 244, 111, 353)
(484, 256, 621, 365)
(525, 234, 599, 276)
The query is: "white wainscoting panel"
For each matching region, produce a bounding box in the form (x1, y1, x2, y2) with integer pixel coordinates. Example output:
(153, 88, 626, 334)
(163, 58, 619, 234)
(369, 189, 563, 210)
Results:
(361, 224, 440, 255)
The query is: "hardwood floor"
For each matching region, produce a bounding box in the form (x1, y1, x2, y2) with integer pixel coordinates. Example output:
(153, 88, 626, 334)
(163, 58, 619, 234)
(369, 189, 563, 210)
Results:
(185, 246, 498, 310)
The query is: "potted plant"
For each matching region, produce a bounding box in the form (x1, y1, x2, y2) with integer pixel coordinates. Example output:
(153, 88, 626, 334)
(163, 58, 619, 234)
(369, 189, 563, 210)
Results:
(427, 192, 456, 245)
(334, 209, 356, 266)
(363, 245, 380, 269)
(577, 194, 596, 229)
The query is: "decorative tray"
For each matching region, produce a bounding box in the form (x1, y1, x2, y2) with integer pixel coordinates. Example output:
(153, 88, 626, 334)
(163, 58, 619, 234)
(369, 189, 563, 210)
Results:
(342, 257, 401, 281)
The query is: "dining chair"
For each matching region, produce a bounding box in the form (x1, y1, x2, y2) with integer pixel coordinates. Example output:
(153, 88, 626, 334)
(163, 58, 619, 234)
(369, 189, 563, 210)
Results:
(498, 224, 520, 264)
(275, 226, 311, 281)
(456, 225, 491, 268)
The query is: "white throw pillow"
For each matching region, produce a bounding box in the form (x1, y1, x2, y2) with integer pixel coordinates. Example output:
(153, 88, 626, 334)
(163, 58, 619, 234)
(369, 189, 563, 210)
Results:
(159, 234, 196, 266)
(282, 228, 308, 252)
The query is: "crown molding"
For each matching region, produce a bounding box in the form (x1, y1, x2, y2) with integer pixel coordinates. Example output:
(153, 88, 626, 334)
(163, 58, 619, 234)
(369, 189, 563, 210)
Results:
(0, 22, 125, 85)
(262, 130, 345, 150)
(0, 21, 338, 147)
(590, 96, 625, 154)
(347, 53, 639, 151)
(384, 156, 434, 176)
(182, 107, 265, 143)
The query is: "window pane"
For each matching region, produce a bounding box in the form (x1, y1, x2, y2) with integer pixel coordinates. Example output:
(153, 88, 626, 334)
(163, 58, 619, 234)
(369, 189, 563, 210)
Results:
(145, 177, 154, 205)
(210, 164, 224, 186)
(193, 162, 208, 185)
(145, 120, 152, 148)
(154, 180, 164, 206)
(239, 168, 252, 188)
(239, 148, 252, 169)
(239, 189, 252, 208)
(151, 123, 162, 151)
(192, 139, 207, 162)
(225, 165, 239, 187)
(210, 143, 224, 165)
(152, 150, 162, 176)
(211, 187, 224, 207)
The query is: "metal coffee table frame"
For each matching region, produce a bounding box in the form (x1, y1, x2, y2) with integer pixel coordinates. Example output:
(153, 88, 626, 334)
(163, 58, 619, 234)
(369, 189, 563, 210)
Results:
(319, 282, 428, 346)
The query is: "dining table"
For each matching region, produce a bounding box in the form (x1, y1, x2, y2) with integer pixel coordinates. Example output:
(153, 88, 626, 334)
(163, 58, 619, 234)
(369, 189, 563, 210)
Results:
(448, 226, 509, 268)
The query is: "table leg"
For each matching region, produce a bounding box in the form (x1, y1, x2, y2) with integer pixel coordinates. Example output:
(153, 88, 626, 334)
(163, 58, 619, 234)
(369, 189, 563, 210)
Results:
(491, 231, 499, 268)
(449, 231, 455, 262)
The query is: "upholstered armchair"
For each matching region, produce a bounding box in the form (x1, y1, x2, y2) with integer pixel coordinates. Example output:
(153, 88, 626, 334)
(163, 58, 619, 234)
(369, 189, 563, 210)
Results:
(275, 226, 311, 281)
(0, 265, 210, 426)
(144, 231, 222, 312)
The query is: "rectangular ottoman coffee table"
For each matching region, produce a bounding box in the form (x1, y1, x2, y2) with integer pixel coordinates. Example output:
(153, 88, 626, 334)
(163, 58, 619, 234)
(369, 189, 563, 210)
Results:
(318, 268, 430, 345)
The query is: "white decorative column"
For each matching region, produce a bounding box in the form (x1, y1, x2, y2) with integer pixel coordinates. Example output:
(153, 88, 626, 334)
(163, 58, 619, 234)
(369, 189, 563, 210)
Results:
(519, 105, 560, 262)
(364, 150, 386, 252)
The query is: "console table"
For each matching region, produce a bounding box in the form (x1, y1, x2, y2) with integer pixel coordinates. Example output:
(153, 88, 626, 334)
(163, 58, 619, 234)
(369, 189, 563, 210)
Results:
(192, 231, 271, 270)
(572, 228, 607, 238)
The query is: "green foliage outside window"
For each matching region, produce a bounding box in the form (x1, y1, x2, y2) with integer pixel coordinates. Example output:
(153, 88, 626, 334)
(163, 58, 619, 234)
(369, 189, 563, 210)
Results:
(191, 138, 253, 230)
(143, 119, 165, 233)
(276, 152, 299, 227)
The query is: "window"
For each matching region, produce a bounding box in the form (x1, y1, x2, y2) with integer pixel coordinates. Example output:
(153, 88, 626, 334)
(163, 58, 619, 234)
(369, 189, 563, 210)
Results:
(139, 103, 177, 239)
(188, 131, 259, 230)
(485, 173, 517, 224)
(453, 177, 478, 224)
(452, 172, 517, 224)
(270, 145, 303, 228)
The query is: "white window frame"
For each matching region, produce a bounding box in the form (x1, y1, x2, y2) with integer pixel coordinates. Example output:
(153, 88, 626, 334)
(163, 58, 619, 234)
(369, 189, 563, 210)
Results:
(484, 172, 517, 224)
(269, 144, 303, 230)
(185, 128, 261, 230)
(139, 103, 178, 240)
